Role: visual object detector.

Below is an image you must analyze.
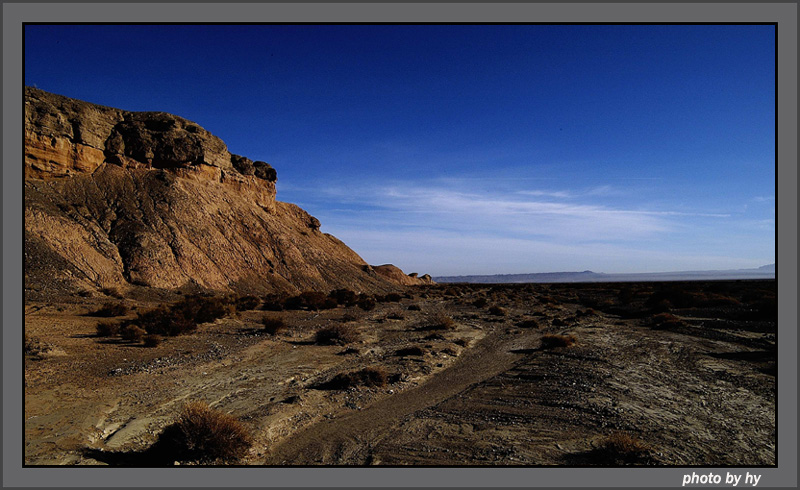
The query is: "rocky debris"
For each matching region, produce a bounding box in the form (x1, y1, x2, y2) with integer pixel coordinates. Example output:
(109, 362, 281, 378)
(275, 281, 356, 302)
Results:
(23, 88, 412, 296)
(373, 264, 435, 286)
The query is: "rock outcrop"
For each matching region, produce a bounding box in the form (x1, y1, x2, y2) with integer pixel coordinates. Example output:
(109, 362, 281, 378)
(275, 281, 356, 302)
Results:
(373, 264, 434, 286)
(24, 87, 423, 297)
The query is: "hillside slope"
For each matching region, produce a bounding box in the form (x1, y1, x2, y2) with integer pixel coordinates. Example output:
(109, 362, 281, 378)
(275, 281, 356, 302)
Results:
(24, 87, 427, 297)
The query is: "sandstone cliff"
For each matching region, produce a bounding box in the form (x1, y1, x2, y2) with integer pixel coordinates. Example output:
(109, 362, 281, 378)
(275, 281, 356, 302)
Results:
(24, 87, 429, 297)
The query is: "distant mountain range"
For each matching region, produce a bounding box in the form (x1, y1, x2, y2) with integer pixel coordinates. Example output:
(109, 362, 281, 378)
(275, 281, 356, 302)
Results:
(434, 264, 776, 284)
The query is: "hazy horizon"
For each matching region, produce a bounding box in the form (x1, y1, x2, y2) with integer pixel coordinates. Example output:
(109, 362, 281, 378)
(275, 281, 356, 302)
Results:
(24, 25, 776, 277)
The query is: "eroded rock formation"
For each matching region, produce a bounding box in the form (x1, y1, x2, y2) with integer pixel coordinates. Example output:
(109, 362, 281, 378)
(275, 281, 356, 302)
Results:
(24, 87, 426, 297)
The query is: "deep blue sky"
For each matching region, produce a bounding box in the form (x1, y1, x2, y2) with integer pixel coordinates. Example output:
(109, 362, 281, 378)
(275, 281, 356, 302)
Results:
(25, 24, 775, 275)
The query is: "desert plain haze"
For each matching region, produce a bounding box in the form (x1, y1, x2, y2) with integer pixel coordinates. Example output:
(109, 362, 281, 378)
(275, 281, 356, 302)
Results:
(24, 24, 776, 276)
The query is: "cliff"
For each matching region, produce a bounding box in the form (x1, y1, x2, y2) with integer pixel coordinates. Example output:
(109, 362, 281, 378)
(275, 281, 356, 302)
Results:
(24, 87, 429, 297)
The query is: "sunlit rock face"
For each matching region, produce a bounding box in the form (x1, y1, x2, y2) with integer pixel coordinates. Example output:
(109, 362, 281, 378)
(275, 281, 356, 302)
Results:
(24, 87, 418, 297)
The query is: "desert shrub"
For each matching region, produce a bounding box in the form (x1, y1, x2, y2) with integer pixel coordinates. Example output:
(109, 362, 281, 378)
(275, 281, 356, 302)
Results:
(386, 309, 405, 320)
(284, 291, 335, 311)
(517, 319, 540, 329)
(551, 317, 568, 327)
(235, 295, 261, 311)
(407, 304, 421, 311)
(443, 287, 459, 297)
(340, 311, 363, 323)
(262, 293, 288, 311)
(261, 316, 288, 335)
(90, 302, 129, 317)
(120, 324, 146, 342)
(597, 432, 652, 464)
(377, 293, 403, 303)
(395, 346, 425, 356)
(645, 288, 694, 309)
(160, 401, 252, 463)
(328, 288, 358, 306)
(425, 311, 455, 331)
(488, 305, 507, 316)
(173, 295, 236, 324)
(357, 294, 376, 311)
(540, 333, 576, 349)
(143, 334, 162, 347)
(315, 324, 360, 345)
(650, 313, 684, 330)
(472, 297, 488, 308)
(135, 306, 197, 337)
(322, 367, 388, 390)
(96, 321, 120, 337)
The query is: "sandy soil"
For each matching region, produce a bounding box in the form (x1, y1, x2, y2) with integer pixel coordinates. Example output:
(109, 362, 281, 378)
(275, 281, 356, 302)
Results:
(24, 281, 776, 466)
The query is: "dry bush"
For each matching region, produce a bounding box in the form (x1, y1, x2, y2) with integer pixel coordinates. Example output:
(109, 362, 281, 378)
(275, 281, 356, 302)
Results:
(424, 310, 455, 331)
(328, 288, 358, 306)
(650, 312, 684, 330)
(517, 319, 540, 329)
(90, 302, 129, 317)
(598, 432, 652, 464)
(285, 291, 337, 311)
(357, 294, 376, 311)
(173, 295, 236, 324)
(395, 346, 425, 356)
(120, 324, 146, 342)
(134, 306, 197, 337)
(377, 293, 402, 303)
(262, 293, 288, 311)
(322, 367, 388, 390)
(407, 304, 421, 311)
(96, 321, 120, 337)
(235, 295, 261, 311)
(143, 334, 162, 347)
(162, 401, 252, 463)
(261, 316, 288, 335)
(315, 324, 360, 345)
(540, 333, 576, 349)
(472, 297, 488, 308)
(488, 305, 507, 316)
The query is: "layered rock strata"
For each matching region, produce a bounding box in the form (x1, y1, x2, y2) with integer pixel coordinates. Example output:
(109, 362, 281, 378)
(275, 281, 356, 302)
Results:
(24, 87, 428, 296)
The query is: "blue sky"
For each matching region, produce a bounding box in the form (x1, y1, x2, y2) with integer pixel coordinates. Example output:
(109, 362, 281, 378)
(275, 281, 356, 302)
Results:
(25, 24, 775, 275)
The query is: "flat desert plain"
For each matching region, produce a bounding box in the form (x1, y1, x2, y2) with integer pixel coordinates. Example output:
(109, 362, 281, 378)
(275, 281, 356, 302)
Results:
(24, 280, 776, 466)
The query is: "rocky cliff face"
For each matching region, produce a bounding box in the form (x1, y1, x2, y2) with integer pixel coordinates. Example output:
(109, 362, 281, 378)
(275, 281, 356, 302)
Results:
(24, 87, 428, 297)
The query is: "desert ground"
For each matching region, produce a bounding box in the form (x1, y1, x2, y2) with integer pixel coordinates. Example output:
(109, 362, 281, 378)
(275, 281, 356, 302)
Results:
(24, 280, 776, 466)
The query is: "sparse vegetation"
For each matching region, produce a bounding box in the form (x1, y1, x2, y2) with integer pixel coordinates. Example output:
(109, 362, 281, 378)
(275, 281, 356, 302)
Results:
(424, 310, 456, 331)
(357, 294, 376, 311)
(143, 334, 162, 347)
(488, 305, 507, 316)
(320, 367, 388, 390)
(328, 288, 358, 306)
(540, 333, 576, 349)
(157, 401, 252, 463)
(285, 291, 337, 311)
(315, 324, 360, 345)
(517, 319, 540, 329)
(235, 295, 261, 311)
(395, 346, 425, 356)
(472, 297, 488, 308)
(261, 316, 288, 335)
(120, 324, 146, 342)
(96, 321, 120, 337)
(596, 432, 652, 464)
(89, 302, 129, 317)
(262, 293, 288, 311)
(650, 312, 685, 330)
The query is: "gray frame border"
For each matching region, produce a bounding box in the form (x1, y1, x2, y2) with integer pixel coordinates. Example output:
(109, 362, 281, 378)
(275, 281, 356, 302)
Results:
(3, 2, 797, 488)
